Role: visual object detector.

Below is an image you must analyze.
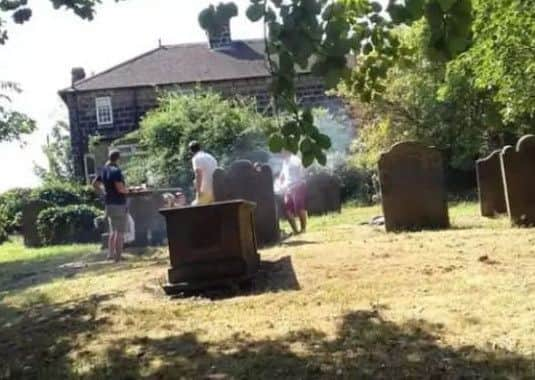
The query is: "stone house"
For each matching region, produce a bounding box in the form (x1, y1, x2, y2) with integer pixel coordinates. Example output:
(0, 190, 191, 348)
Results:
(59, 21, 338, 182)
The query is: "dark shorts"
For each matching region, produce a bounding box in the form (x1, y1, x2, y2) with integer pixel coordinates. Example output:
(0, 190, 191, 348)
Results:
(105, 205, 127, 233)
(284, 181, 307, 217)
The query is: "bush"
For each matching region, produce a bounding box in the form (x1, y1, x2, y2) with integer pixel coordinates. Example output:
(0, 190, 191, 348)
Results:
(0, 188, 33, 233)
(0, 206, 9, 245)
(31, 185, 81, 207)
(333, 163, 378, 205)
(37, 205, 103, 246)
(131, 90, 272, 188)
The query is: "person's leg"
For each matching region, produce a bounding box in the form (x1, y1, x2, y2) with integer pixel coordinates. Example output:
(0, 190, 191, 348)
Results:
(298, 209, 308, 233)
(115, 232, 124, 261)
(284, 191, 299, 235)
(107, 228, 116, 260)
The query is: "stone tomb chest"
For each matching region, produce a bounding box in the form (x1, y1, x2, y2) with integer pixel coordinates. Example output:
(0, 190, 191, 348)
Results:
(213, 160, 279, 246)
(306, 173, 342, 216)
(500, 135, 535, 226)
(476, 150, 507, 217)
(378, 142, 449, 232)
(159, 200, 259, 294)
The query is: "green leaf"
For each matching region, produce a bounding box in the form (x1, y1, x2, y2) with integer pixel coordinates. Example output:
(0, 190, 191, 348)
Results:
(316, 151, 327, 166)
(302, 152, 315, 167)
(300, 137, 314, 153)
(246, 4, 265, 22)
(316, 133, 332, 150)
(268, 133, 284, 153)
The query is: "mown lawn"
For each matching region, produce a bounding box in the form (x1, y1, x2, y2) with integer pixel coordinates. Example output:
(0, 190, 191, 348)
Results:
(1, 203, 535, 379)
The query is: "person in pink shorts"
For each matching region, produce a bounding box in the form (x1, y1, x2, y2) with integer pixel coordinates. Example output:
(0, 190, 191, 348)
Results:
(278, 151, 308, 235)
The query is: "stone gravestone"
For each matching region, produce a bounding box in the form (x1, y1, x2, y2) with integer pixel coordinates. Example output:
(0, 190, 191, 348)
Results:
(22, 200, 52, 247)
(306, 173, 342, 216)
(500, 135, 535, 226)
(213, 160, 280, 246)
(476, 150, 507, 217)
(378, 141, 450, 232)
(128, 192, 168, 247)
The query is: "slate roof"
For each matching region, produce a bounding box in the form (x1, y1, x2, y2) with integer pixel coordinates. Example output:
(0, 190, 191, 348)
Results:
(62, 39, 293, 93)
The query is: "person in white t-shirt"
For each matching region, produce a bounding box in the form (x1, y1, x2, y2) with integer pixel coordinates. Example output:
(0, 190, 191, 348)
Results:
(278, 151, 308, 234)
(189, 141, 218, 206)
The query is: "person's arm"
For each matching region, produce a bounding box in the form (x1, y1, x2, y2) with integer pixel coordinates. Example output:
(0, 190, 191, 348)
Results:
(195, 168, 203, 194)
(92, 176, 103, 194)
(114, 181, 129, 195)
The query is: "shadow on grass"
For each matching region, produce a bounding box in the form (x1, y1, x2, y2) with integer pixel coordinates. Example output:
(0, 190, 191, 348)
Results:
(0, 292, 120, 379)
(167, 256, 301, 300)
(10, 309, 530, 380)
(0, 247, 163, 294)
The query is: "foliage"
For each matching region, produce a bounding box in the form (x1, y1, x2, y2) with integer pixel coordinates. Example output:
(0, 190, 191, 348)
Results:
(1, 0, 119, 143)
(34, 121, 76, 184)
(348, 22, 515, 172)
(0, 206, 8, 245)
(194, 0, 475, 166)
(0, 81, 35, 143)
(36, 205, 102, 246)
(440, 0, 535, 125)
(31, 186, 81, 207)
(0, 187, 32, 233)
(198, 2, 238, 33)
(130, 90, 272, 189)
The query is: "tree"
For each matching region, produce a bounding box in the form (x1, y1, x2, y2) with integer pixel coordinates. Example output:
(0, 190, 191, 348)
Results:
(0, 81, 35, 142)
(349, 23, 500, 172)
(197, 0, 475, 166)
(125, 90, 273, 189)
(0, 0, 119, 143)
(34, 121, 76, 184)
(441, 0, 535, 126)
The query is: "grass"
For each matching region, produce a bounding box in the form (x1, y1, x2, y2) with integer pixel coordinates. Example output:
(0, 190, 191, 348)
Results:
(1, 203, 535, 379)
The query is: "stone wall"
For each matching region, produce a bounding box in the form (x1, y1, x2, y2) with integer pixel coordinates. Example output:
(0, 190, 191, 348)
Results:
(65, 74, 337, 179)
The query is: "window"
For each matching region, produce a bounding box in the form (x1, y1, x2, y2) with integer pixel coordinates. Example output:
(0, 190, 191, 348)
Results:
(84, 154, 96, 184)
(114, 144, 138, 158)
(95, 97, 113, 126)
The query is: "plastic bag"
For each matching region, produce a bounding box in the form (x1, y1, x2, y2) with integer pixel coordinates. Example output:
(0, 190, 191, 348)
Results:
(124, 213, 135, 243)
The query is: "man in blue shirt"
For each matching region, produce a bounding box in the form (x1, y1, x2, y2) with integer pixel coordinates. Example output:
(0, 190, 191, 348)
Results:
(93, 149, 129, 262)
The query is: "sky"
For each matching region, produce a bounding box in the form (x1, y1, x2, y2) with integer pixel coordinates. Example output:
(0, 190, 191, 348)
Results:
(0, 0, 263, 192)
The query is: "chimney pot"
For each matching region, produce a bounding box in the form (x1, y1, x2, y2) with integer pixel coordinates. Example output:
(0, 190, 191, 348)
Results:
(71, 67, 86, 86)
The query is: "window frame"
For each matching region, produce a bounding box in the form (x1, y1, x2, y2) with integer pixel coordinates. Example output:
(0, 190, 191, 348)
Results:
(95, 96, 114, 126)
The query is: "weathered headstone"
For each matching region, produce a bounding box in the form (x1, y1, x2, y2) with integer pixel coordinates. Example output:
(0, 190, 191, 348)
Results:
(128, 192, 167, 247)
(306, 173, 342, 216)
(378, 141, 449, 232)
(160, 200, 259, 294)
(476, 150, 507, 217)
(22, 200, 53, 247)
(213, 160, 279, 246)
(500, 135, 535, 226)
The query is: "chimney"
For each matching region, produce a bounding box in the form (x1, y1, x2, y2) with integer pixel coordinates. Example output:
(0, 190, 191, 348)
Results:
(207, 19, 232, 49)
(71, 67, 86, 86)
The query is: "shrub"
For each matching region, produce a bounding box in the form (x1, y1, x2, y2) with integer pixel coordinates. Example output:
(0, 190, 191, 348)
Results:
(0, 187, 33, 233)
(131, 90, 272, 188)
(37, 205, 103, 246)
(333, 163, 377, 205)
(0, 206, 9, 245)
(31, 185, 81, 207)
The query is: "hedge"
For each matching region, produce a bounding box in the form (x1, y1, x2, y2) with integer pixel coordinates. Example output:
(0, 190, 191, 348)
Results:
(0, 206, 8, 245)
(37, 205, 103, 246)
(0, 188, 33, 233)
